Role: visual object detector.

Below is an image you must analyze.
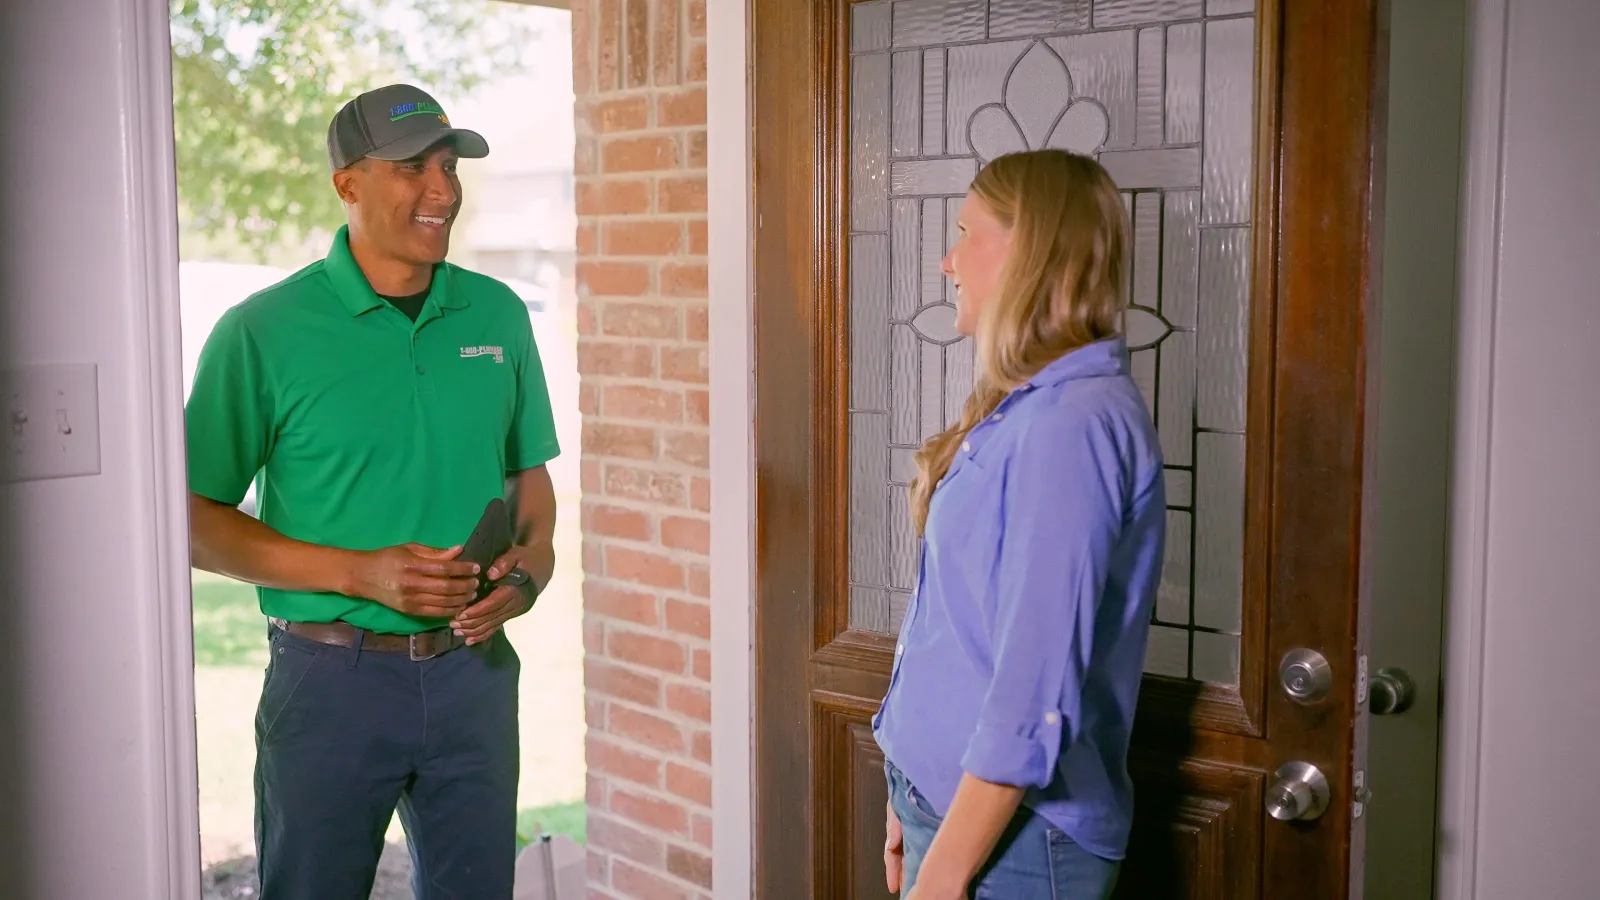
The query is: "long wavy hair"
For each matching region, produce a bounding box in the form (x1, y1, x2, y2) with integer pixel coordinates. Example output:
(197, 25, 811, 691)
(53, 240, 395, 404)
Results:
(909, 150, 1128, 534)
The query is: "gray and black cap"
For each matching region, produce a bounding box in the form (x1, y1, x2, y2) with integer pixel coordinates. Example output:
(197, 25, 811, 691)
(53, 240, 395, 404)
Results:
(327, 84, 490, 171)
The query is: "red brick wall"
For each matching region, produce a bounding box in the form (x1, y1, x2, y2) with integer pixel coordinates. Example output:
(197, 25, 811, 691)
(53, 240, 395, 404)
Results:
(571, 1, 714, 897)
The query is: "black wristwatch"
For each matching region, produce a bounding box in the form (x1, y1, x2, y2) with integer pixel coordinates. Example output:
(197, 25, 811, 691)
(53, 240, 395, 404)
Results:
(493, 567, 537, 602)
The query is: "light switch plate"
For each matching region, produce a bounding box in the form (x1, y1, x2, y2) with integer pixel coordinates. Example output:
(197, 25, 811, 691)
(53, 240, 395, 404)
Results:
(2, 363, 102, 482)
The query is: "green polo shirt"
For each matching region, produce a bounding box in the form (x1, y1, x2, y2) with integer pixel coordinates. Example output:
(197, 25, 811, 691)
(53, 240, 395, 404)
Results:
(186, 226, 560, 634)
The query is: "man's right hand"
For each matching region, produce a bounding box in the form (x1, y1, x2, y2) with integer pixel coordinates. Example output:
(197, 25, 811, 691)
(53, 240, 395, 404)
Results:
(349, 543, 481, 619)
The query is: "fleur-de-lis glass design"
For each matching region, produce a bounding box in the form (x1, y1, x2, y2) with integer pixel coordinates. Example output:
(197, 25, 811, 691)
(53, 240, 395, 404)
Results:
(967, 41, 1111, 163)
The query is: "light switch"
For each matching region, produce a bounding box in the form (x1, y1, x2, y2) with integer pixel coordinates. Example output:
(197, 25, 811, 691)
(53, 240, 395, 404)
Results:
(2, 363, 101, 482)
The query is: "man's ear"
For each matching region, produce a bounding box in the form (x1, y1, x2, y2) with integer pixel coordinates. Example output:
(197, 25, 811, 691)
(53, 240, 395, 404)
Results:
(332, 165, 362, 205)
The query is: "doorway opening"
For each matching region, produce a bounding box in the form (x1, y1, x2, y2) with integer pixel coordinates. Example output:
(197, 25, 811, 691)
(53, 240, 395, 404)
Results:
(169, 1, 582, 895)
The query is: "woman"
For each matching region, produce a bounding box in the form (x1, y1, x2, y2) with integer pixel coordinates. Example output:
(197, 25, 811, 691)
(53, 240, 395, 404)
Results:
(873, 150, 1166, 899)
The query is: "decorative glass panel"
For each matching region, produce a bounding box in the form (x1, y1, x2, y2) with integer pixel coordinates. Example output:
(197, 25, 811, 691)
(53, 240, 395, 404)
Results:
(1144, 625, 1190, 678)
(989, 0, 1090, 38)
(1094, 0, 1204, 29)
(1136, 28, 1165, 146)
(1202, 17, 1255, 224)
(1207, 0, 1255, 15)
(852, 1, 893, 54)
(847, 1, 1256, 683)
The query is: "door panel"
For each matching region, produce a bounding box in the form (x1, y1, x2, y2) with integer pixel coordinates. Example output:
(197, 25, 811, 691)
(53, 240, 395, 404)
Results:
(753, 1, 1386, 897)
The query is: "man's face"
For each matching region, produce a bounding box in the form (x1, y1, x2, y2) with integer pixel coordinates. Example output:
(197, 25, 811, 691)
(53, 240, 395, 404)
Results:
(336, 144, 463, 267)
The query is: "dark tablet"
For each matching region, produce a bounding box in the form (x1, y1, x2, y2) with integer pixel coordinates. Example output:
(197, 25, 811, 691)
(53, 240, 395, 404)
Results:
(460, 497, 513, 598)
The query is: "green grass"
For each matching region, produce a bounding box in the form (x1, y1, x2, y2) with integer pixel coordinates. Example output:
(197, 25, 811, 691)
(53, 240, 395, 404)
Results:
(192, 577, 269, 667)
(516, 801, 586, 849)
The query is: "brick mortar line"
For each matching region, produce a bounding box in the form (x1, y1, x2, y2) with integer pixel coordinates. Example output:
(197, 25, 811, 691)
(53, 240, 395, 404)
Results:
(585, 603, 714, 630)
(581, 437, 713, 451)
(577, 418, 707, 431)
(587, 810, 715, 852)
(580, 497, 714, 518)
(585, 547, 710, 566)
(585, 460, 714, 478)
(586, 735, 714, 786)
(579, 381, 711, 392)
(585, 559, 714, 584)
(584, 713, 709, 750)
(584, 607, 716, 638)
(585, 605, 716, 638)
(592, 692, 713, 731)
(580, 583, 714, 607)
(582, 652, 710, 684)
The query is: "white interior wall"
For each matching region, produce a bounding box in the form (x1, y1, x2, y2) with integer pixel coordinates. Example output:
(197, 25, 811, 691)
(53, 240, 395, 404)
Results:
(1439, 1, 1600, 898)
(0, 1, 199, 899)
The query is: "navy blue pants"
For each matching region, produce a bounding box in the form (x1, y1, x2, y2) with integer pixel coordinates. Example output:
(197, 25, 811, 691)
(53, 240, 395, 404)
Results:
(254, 623, 520, 900)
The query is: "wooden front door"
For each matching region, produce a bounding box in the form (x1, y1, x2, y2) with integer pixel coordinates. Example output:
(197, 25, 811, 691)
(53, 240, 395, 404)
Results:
(751, 1, 1388, 896)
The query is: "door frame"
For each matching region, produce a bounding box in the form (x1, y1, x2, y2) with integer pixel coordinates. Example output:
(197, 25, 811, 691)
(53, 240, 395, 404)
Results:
(121, 0, 204, 896)
(1434, 0, 1508, 896)
(117, 0, 1499, 896)
(705, 0, 757, 897)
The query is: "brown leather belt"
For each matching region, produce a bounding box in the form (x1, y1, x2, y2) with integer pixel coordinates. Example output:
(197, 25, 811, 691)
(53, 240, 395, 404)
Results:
(269, 617, 466, 661)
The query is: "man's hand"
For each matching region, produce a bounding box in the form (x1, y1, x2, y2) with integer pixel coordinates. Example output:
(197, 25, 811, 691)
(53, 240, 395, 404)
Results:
(885, 800, 905, 894)
(450, 544, 540, 645)
(349, 543, 481, 619)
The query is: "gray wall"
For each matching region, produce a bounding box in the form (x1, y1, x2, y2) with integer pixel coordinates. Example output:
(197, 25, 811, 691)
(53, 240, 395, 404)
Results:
(0, 0, 200, 898)
(1366, 0, 1468, 896)
(1440, 0, 1600, 897)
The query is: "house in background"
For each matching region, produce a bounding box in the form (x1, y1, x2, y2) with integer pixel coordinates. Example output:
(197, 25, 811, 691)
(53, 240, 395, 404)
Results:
(3, 1, 1599, 899)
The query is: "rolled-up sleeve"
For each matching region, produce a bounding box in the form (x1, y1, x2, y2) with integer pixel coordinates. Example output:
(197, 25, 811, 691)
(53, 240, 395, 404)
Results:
(960, 403, 1125, 789)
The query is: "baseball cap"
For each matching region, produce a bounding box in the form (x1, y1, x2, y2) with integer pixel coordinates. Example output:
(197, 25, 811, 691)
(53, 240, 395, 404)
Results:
(327, 84, 490, 170)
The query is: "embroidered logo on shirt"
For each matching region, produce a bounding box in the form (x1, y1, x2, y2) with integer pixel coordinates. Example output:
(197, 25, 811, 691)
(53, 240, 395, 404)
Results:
(460, 345, 505, 364)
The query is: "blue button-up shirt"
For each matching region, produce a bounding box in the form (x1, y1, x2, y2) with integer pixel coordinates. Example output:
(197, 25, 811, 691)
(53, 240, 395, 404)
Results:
(872, 336, 1165, 860)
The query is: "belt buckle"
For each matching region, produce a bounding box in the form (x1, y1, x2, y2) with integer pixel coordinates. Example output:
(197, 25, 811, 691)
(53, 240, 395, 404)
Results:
(409, 632, 439, 662)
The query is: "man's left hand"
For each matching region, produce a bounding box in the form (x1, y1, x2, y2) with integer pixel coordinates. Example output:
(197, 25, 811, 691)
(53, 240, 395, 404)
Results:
(450, 545, 539, 645)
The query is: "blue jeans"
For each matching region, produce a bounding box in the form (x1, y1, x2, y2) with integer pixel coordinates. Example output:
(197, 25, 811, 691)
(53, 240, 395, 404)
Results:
(254, 624, 521, 900)
(886, 761, 1120, 900)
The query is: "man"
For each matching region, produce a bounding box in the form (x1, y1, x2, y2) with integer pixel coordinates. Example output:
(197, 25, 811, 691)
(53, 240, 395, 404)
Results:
(185, 84, 559, 899)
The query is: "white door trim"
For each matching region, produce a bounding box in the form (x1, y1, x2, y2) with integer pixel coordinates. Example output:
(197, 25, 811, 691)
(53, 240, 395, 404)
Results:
(122, 0, 203, 895)
(1435, 0, 1508, 896)
(706, 0, 755, 897)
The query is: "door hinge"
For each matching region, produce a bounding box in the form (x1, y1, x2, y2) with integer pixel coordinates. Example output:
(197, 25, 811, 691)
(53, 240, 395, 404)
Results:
(1355, 654, 1370, 706)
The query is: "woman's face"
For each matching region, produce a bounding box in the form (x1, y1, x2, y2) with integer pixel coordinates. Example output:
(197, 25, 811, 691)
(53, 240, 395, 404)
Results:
(942, 190, 1013, 336)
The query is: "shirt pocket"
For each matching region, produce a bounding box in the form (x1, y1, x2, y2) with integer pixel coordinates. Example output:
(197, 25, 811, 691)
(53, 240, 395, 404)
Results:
(924, 454, 1004, 597)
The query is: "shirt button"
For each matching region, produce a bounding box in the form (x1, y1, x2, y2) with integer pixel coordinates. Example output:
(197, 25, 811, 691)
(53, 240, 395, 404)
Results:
(896, 645, 904, 656)
(1044, 712, 1060, 725)
(961, 441, 972, 452)
(992, 412, 1004, 421)
(416, 365, 426, 375)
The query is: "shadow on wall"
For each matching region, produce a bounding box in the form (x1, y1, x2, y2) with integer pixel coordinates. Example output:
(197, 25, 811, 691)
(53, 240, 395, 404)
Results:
(0, 498, 33, 900)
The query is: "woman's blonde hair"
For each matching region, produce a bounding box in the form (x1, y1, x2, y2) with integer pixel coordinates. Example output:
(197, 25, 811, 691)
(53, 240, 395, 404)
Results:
(909, 150, 1128, 533)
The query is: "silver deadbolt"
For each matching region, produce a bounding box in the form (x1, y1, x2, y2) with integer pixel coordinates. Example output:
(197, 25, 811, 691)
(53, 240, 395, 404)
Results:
(1266, 761, 1331, 822)
(1368, 666, 1416, 715)
(1279, 648, 1332, 704)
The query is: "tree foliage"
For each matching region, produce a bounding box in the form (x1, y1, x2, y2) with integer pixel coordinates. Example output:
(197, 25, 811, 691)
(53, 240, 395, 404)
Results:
(170, 0, 536, 261)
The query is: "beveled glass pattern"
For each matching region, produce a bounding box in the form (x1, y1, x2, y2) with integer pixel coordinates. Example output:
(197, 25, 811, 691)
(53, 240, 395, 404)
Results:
(846, 1, 1256, 684)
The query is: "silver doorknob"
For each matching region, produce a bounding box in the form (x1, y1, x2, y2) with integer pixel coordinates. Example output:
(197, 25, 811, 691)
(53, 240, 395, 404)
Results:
(1265, 761, 1331, 822)
(1369, 667, 1415, 715)
(1279, 648, 1332, 704)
